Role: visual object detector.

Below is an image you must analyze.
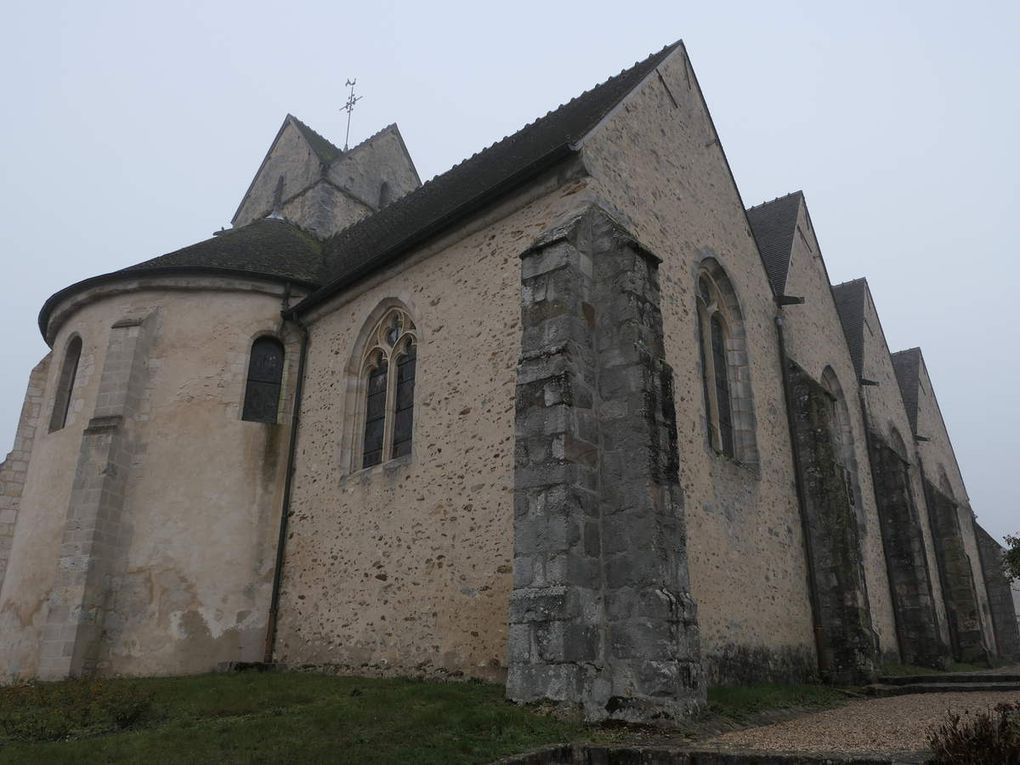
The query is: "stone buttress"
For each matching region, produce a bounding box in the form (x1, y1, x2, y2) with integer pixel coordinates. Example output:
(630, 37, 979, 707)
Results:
(786, 361, 878, 684)
(923, 480, 989, 664)
(867, 435, 949, 668)
(38, 314, 155, 678)
(0, 357, 50, 596)
(974, 523, 1020, 660)
(507, 206, 703, 721)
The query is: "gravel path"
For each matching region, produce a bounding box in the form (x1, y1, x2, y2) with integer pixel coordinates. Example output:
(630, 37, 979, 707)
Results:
(700, 691, 1020, 756)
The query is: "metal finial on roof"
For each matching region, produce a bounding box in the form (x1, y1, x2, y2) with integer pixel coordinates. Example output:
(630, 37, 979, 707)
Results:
(341, 79, 363, 151)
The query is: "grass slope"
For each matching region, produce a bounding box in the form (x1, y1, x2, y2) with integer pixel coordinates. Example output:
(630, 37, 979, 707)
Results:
(0, 673, 846, 764)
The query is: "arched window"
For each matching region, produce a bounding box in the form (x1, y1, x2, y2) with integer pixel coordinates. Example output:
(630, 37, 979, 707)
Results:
(242, 336, 285, 423)
(357, 308, 418, 469)
(822, 367, 861, 515)
(695, 260, 757, 463)
(49, 335, 82, 432)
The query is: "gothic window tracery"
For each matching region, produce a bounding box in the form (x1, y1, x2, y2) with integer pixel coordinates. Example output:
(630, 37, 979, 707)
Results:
(242, 336, 285, 423)
(49, 335, 82, 432)
(357, 308, 417, 469)
(695, 262, 757, 463)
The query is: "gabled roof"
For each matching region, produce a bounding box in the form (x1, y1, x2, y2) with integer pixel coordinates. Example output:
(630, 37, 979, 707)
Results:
(831, 278, 868, 379)
(746, 191, 803, 295)
(294, 41, 682, 314)
(41, 42, 681, 338)
(891, 347, 923, 435)
(39, 219, 323, 338)
(288, 114, 342, 166)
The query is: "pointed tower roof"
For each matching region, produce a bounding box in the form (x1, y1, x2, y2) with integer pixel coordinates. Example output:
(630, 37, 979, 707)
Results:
(296, 41, 683, 314)
(287, 114, 342, 166)
(746, 191, 803, 296)
(891, 347, 923, 435)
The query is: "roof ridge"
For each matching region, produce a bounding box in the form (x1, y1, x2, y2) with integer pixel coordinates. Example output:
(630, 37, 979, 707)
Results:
(745, 190, 804, 211)
(831, 276, 868, 290)
(408, 41, 681, 189)
(294, 40, 681, 312)
(335, 123, 399, 159)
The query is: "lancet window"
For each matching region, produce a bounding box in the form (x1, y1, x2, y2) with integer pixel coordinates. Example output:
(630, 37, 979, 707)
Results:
(49, 335, 82, 432)
(695, 259, 758, 464)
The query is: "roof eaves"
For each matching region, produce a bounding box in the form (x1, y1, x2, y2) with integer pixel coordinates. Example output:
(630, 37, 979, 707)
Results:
(39, 265, 320, 343)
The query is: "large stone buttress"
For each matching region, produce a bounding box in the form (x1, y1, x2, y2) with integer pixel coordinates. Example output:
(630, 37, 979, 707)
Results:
(786, 361, 878, 684)
(38, 314, 156, 679)
(867, 435, 949, 668)
(507, 206, 703, 720)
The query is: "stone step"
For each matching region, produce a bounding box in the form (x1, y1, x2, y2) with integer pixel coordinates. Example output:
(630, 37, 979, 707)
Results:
(877, 673, 1020, 686)
(496, 743, 925, 764)
(866, 681, 1020, 697)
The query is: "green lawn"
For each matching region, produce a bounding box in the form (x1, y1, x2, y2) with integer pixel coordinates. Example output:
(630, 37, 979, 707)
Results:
(0, 672, 847, 764)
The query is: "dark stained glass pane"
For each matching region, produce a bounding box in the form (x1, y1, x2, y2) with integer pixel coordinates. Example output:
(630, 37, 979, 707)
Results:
(362, 360, 388, 468)
(391, 343, 416, 459)
(242, 337, 284, 423)
(696, 310, 717, 449)
(711, 314, 734, 457)
(249, 339, 284, 382)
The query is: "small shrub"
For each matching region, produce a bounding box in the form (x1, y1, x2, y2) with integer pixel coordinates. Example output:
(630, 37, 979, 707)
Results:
(0, 677, 155, 743)
(928, 701, 1020, 763)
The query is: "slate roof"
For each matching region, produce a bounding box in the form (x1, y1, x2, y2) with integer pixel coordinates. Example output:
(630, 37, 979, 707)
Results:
(38, 219, 323, 337)
(289, 114, 342, 166)
(746, 192, 803, 296)
(298, 41, 682, 313)
(831, 278, 868, 379)
(40, 41, 681, 337)
(891, 347, 922, 435)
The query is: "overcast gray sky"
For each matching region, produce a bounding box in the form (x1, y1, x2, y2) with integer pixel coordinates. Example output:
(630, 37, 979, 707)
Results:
(2, 1, 1017, 542)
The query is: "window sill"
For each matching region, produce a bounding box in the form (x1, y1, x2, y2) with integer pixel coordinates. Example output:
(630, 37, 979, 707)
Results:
(339, 453, 413, 486)
(706, 444, 760, 478)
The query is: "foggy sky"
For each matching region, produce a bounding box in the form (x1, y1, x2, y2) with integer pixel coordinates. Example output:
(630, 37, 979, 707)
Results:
(1, 1, 1016, 542)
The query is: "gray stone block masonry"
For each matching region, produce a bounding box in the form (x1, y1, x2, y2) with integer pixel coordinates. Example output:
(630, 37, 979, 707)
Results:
(508, 205, 703, 721)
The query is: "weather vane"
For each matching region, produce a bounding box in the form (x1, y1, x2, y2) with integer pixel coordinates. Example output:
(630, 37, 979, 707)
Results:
(342, 78, 363, 151)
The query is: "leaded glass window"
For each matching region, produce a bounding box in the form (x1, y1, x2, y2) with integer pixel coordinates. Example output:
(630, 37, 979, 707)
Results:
(391, 341, 416, 459)
(362, 356, 388, 468)
(242, 337, 284, 423)
(710, 313, 734, 456)
(355, 307, 418, 470)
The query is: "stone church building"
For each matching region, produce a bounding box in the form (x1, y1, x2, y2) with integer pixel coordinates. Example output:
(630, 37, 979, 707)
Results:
(1, 42, 1017, 718)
